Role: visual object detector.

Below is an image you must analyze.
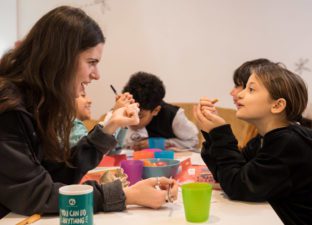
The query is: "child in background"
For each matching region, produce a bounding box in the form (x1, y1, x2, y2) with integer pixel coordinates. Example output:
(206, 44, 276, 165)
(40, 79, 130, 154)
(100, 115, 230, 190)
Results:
(70, 91, 92, 147)
(70, 91, 134, 147)
(106, 71, 199, 150)
(230, 58, 271, 148)
(194, 61, 312, 224)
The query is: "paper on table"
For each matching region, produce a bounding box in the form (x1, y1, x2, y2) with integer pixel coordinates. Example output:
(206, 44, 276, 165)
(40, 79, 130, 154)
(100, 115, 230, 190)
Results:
(168, 147, 200, 153)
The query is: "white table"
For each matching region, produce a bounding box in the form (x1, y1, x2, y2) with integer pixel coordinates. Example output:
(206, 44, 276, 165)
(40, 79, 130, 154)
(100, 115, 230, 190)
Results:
(0, 152, 282, 224)
(0, 189, 282, 225)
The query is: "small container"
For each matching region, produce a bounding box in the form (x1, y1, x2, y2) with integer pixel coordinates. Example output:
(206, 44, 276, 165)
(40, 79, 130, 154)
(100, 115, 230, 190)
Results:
(133, 150, 154, 160)
(148, 137, 165, 149)
(142, 158, 180, 179)
(154, 150, 174, 159)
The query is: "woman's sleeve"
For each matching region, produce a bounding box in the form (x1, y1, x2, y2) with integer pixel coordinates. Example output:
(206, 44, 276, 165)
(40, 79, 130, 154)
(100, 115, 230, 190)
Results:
(0, 111, 124, 216)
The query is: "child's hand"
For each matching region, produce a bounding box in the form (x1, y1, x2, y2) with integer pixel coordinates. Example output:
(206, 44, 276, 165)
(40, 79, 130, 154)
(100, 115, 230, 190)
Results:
(199, 97, 218, 114)
(193, 101, 225, 133)
(113, 92, 136, 111)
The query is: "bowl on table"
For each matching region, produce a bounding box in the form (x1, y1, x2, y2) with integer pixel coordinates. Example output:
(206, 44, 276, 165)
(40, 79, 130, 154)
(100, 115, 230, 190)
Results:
(142, 158, 180, 179)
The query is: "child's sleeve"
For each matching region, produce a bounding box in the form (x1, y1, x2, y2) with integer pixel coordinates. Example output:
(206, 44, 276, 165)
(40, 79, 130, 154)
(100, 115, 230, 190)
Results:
(209, 125, 291, 202)
(167, 108, 199, 149)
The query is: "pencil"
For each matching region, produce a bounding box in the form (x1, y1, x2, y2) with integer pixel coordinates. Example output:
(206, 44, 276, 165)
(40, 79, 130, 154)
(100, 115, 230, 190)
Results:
(16, 214, 41, 225)
(110, 84, 118, 95)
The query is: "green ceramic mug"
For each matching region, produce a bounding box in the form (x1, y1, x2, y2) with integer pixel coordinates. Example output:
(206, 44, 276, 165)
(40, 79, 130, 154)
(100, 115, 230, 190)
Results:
(182, 182, 212, 223)
(59, 184, 93, 225)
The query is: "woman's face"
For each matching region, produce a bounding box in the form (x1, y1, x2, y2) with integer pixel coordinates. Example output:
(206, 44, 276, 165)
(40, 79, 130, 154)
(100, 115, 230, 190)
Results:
(75, 43, 104, 97)
(230, 85, 243, 108)
(76, 92, 92, 121)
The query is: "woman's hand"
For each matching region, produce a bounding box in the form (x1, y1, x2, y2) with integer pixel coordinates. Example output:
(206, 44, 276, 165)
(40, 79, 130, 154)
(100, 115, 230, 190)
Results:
(193, 97, 226, 133)
(113, 92, 136, 111)
(104, 103, 140, 135)
(124, 177, 178, 209)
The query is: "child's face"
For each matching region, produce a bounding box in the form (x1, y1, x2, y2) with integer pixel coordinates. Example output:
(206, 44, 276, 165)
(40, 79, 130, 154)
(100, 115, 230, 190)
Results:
(236, 74, 275, 122)
(230, 85, 243, 108)
(129, 107, 160, 130)
(76, 92, 92, 121)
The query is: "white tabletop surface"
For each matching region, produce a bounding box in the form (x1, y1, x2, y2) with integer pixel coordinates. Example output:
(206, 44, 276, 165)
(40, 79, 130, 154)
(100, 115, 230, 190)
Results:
(0, 152, 282, 225)
(0, 189, 282, 225)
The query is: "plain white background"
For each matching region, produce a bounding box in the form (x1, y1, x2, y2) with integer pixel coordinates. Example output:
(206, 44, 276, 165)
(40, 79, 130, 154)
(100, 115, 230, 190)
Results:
(1, 0, 312, 118)
(0, 1, 17, 56)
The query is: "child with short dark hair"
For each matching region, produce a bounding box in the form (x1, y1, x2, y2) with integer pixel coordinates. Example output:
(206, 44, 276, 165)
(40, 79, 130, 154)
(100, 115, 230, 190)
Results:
(194, 61, 312, 224)
(106, 71, 198, 150)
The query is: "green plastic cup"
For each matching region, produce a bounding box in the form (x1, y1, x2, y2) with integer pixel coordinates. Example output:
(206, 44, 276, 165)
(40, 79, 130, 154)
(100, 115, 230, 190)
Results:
(182, 182, 212, 223)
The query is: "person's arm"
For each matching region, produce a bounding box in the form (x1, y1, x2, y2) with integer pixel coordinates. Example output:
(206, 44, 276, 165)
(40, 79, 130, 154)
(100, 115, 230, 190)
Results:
(200, 130, 219, 181)
(208, 125, 292, 202)
(101, 110, 113, 125)
(240, 135, 262, 161)
(166, 108, 199, 149)
(118, 127, 148, 150)
(45, 124, 118, 184)
(99, 111, 124, 151)
(0, 110, 125, 216)
(48, 104, 140, 183)
(193, 103, 292, 201)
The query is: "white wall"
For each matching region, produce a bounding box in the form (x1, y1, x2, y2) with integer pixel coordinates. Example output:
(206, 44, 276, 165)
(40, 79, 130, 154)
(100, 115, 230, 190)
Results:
(17, 0, 312, 118)
(0, 0, 17, 56)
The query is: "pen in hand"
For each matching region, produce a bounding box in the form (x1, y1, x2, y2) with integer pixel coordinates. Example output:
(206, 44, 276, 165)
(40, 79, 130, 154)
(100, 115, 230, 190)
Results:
(110, 84, 118, 95)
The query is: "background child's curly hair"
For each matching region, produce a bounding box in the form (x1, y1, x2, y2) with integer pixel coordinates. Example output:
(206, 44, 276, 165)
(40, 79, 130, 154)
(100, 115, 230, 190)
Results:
(122, 71, 165, 110)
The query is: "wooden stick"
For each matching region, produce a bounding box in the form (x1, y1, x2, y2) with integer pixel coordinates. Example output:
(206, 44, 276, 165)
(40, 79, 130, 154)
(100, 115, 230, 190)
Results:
(16, 214, 41, 225)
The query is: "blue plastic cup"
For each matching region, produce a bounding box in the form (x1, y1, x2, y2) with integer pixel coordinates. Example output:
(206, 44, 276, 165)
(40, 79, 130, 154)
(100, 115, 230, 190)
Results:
(154, 150, 174, 159)
(148, 137, 165, 150)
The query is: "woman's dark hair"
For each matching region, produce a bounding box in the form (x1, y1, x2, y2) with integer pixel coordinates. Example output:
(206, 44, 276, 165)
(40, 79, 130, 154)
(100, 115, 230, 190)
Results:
(233, 58, 271, 88)
(122, 72, 165, 110)
(0, 6, 105, 162)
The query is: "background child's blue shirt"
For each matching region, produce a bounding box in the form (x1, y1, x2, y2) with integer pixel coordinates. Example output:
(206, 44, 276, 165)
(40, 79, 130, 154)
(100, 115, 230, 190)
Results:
(70, 118, 124, 154)
(70, 118, 88, 147)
